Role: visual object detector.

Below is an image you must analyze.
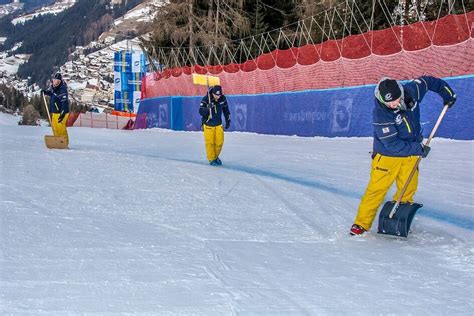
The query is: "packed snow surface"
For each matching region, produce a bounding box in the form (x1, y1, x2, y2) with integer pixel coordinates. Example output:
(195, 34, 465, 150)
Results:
(1, 113, 473, 314)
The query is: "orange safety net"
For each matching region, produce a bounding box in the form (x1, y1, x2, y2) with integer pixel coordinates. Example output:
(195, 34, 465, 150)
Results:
(142, 12, 474, 98)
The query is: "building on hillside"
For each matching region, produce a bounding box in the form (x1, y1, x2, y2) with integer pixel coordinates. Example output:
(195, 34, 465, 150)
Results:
(81, 88, 96, 103)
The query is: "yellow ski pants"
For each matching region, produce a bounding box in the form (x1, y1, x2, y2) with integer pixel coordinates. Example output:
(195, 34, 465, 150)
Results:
(354, 154, 419, 230)
(203, 124, 224, 162)
(51, 113, 69, 145)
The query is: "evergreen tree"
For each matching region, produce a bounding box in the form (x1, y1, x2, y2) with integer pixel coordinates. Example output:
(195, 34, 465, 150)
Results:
(249, 0, 268, 36)
(147, 0, 252, 66)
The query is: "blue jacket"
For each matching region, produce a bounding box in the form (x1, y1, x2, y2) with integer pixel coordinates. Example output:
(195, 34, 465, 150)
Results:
(199, 90, 230, 127)
(373, 76, 455, 157)
(44, 81, 69, 119)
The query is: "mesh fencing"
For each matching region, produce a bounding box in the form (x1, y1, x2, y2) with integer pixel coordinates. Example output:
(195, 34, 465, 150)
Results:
(142, 12, 473, 98)
(137, 12, 474, 140)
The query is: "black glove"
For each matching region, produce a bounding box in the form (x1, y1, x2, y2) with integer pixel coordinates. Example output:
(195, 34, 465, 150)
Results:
(58, 115, 65, 123)
(41, 89, 47, 95)
(445, 98, 456, 108)
(225, 119, 230, 130)
(421, 144, 431, 158)
(440, 84, 456, 108)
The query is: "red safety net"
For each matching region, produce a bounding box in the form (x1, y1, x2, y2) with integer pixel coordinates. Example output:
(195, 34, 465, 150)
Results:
(71, 112, 134, 129)
(142, 12, 474, 98)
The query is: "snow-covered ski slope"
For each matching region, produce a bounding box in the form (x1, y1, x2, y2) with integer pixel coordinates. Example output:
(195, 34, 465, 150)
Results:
(1, 114, 473, 314)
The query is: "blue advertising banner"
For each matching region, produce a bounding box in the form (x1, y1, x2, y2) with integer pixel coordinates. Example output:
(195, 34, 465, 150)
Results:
(136, 75, 474, 140)
(114, 51, 146, 112)
(113, 51, 146, 73)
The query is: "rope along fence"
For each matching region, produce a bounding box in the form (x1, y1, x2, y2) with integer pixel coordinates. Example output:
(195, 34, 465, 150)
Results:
(142, 11, 473, 97)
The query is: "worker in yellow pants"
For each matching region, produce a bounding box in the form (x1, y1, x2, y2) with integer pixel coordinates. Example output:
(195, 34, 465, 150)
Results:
(199, 85, 230, 166)
(350, 76, 456, 236)
(353, 154, 418, 231)
(203, 124, 224, 163)
(51, 112, 70, 145)
(42, 72, 70, 146)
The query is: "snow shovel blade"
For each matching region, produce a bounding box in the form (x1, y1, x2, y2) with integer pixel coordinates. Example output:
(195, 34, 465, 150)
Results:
(377, 201, 423, 237)
(44, 135, 68, 149)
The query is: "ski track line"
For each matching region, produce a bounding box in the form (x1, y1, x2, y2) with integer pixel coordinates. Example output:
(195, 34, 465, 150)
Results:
(254, 175, 327, 236)
(274, 287, 315, 316)
(25, 144, 474, 232)
(208, 246, 231, 272)
(140, 155, 474, 233)
(201, 265, 238, 316)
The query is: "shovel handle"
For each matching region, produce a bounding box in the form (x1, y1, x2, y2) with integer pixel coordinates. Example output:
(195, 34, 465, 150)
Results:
(424, 104, 450, 147)
(206, 76, 213, 122)
(389, 104, 450, 218)
(42, 93, 52, 126)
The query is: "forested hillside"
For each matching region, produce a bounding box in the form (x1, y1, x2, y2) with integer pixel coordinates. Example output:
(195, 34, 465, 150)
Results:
(0, 0, 143, 86)
(21, 0, 56, 12)
(0, 83, 85, 124)
(0, 0, 55, 11)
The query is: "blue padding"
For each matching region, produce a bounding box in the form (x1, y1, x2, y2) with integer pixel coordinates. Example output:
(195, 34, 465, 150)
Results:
(171, 97, 184, 131)
(138, 76, 473, 140)
(137, 96, 171, 129)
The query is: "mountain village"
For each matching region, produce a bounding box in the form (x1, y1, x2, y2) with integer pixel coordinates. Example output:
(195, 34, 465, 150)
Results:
(0, 0, 159, 111)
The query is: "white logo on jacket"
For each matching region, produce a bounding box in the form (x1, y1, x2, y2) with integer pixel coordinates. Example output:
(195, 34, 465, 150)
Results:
(395, 114, 402, 125)
(382, 127, 390, 134)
